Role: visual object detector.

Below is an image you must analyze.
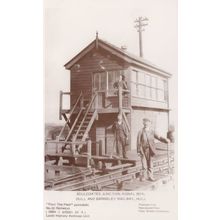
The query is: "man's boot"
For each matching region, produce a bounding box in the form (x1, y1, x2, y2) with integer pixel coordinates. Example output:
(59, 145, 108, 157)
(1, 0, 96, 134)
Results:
(148, 170, 155, 181)
(123, 152, 128, 159)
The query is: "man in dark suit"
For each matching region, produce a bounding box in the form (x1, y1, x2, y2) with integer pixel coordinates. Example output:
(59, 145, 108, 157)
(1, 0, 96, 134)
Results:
(113, 74, 129, 95)
(112, 114, 128, 158)
(137, 118, 169, 181)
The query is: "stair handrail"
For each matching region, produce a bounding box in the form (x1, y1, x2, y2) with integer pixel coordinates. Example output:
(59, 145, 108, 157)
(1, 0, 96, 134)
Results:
(72, 92, 98, 142)
(64, 108, 84, 142)
(82, 109, 98, 142)
(122, 111, 130, 132)
(58, 91, 83, 140)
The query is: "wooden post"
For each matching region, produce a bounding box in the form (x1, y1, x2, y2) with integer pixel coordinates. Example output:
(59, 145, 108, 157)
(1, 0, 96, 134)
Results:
(55, 136, 59, 153)
(118, 85, 123, 114)
(96, 140, 100, 156)
(95, 92, 98, 109)
(167, 143, 170, 174)
(99, 140, 103, 156)
(87, 140, 92, 168)
(99, 140, 102, 155)
(134, 17, 148, 58)
(71, 134, 75, 154)
(59, 91, 63, 120)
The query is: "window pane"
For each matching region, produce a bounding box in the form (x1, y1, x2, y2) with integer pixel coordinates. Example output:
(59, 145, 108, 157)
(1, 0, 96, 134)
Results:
(151, 77, 157, 88)
(138, 72, 145, 83)
(107, 70, 124, 96)
(145, 74, 150, 86)
(158, 89, 165, 101)
(164, 80, 168, 101)
(164, 80, 168, 91)
(145, 86, 151, 99)
(151, 88, 157, 100)
(131, 70, 137, 82)
(100, 72, 106, 90)
(164, 90, 168, 101)
(157, 78, 164, 90)
(138, 85, 145, 97)
(108, 71, 114, 90)
(131, 83, 137, 96)
(115, 71, 120, 82)
(94, 73, 99, 90)
(119, 70, 125, 80)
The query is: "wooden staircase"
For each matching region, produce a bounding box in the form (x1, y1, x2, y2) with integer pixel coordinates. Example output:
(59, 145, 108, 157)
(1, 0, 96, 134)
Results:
(72, 111, 95, 141)
(58, 92, 98, 153)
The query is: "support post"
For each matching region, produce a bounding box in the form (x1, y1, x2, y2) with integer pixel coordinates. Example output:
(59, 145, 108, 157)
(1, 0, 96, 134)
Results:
(55, 136, 59, 153)
(87, 140, 92, 168)
(118, 85, 123, 114)
(95, 92, 98, 109)
(167, 143, 171, 174)
(96, 140, 102, 156)
(99, 140, 103, 156)
(59, 91, 63, 120)
(71, 134, 75, 154)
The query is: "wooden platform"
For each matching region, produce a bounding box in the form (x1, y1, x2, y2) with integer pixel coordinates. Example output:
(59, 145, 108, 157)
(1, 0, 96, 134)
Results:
(46, 153, 137, 165)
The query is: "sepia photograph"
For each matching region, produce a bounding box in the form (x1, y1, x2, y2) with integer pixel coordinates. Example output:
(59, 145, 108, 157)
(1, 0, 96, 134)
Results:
(44, 0, 177, 192)
(3, 0, 220, 220)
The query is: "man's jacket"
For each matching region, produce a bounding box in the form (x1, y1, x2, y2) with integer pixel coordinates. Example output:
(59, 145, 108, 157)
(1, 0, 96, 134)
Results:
(137, 128, 168, 157)
(112, 121, 128, 139)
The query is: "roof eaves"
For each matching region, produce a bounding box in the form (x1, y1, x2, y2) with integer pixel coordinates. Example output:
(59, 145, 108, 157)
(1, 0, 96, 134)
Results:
(98, 39, 172, 77)
(64, 40, 95, 70)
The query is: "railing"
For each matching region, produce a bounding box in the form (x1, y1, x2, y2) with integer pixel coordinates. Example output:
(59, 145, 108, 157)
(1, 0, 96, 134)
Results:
(122, 111, 130, 132)
(64, 108, 83, 142)
(59, 91, 73, 120)
(58, 91, 83, 140)
(59, 90, 91, 119)
(60, 88, 130, 115)
(83, 109, 97, 140)
(93, 88, 130, 110)
(45, 139, 92, 168)
(72, 92, 98, 143)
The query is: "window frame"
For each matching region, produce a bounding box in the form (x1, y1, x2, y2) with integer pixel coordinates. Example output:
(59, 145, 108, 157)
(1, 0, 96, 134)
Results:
(93, 69, 125, 97)
(130, 69, 168, 103)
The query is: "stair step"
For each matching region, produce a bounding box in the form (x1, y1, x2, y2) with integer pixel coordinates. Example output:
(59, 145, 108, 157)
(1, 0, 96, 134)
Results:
(86, 118, 92, 120)
(75, 119, 91, 127)
(76, 125, 88, 128)
(77, 135, 83, 138)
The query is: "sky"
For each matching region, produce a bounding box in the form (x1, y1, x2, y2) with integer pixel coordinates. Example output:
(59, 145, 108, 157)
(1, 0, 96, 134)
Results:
(44, 0, 177, 124)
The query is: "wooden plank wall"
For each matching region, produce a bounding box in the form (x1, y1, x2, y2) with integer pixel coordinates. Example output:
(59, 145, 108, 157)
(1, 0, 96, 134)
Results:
(105, 95, 129, 109)
(70, 48, 128, 106)
(131, 97, 168, 109)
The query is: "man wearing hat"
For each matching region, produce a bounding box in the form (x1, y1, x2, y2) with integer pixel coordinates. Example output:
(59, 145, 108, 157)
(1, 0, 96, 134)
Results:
(113, 74, 129, 95)
(112, 114, 128, 158)
(137, 118, 170, 181)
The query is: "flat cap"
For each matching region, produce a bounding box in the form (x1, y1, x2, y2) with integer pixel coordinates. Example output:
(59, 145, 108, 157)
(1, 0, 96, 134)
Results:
(143, 118, 151, 122)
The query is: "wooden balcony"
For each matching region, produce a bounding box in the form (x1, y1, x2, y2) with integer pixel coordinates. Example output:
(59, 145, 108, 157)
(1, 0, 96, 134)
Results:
(59, 88, 131, 119)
